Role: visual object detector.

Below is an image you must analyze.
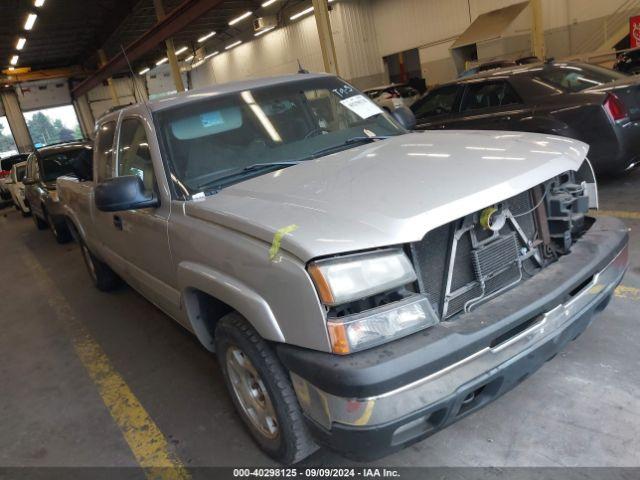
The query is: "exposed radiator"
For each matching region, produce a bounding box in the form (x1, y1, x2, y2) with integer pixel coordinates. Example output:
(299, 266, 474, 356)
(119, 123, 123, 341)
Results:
(411, 189, 540, 320)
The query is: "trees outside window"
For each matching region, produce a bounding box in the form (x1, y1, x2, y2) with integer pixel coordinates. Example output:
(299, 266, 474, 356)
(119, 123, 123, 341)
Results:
(0, 116, 18, 158)
(24, 105, 83, 147)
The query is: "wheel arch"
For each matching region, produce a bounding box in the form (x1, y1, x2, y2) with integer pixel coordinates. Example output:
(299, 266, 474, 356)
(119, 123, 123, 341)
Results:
(178, 261, 285, 352)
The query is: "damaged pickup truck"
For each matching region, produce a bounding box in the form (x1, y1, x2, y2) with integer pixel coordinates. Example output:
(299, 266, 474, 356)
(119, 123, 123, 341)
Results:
(57, 74, 629, 463)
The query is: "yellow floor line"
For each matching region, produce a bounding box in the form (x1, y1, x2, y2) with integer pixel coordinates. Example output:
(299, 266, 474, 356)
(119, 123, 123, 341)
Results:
(615, 285, 640, 301)
(22, 253, 190, 480)
(592, 209, 640, 220)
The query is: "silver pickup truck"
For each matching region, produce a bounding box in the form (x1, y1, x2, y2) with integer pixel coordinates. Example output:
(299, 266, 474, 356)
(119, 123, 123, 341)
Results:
(58, 74, 629, 464)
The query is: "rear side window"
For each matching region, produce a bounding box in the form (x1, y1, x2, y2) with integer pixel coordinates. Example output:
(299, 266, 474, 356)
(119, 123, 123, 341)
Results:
(461, 81, 521, 112)
(411, 85, 460, 118)
(95, 121, 117, 181)
(537, 65, 627, 92)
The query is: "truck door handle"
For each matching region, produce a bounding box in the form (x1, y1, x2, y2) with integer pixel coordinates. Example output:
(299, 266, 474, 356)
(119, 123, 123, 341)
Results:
(113, 215, 123, 230)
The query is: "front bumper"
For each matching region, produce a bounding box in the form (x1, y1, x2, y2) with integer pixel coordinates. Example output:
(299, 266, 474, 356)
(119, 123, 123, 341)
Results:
(278, 217, 628, 460)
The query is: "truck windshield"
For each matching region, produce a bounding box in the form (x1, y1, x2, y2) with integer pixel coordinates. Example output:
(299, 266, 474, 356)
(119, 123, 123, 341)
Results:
(154, 77, 405, 196)
(40, 149, 83, 182)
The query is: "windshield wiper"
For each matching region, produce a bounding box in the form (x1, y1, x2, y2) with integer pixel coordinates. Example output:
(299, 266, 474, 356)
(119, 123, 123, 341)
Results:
(197, 161, 301, 194)
(309, 136, 391, 159)
(241, 161, 300, 172)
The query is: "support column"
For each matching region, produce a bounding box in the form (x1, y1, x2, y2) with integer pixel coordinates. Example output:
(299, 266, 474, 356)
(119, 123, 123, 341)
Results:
(98, 50, 121, 106)
(153, 0, 185, 93)
(0, 89, 34, 153)
(73, 94, 95, 139)
(312, 0, 339, 75)
(530, 0, 546, 59)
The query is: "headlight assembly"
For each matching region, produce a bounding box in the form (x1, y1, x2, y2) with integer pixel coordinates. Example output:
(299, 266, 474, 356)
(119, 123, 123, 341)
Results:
(327, 296, 438, 354)
(307, 249, 417, 306)
(308, 249, 438, 354)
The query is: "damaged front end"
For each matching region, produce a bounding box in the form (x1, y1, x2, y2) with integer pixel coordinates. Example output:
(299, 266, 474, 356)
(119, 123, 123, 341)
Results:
(411, 167, 595, 321)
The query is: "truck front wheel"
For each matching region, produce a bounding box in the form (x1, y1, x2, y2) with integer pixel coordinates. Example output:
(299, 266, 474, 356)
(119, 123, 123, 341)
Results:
(215, 312, 318, 464)
(79, 240, 121, 292)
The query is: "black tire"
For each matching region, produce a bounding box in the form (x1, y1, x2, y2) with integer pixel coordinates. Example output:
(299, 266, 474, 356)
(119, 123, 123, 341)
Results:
(79, 239, 121, 291)
(46, 211, 72, 244)
(33, 212, 48, 230)
(215, 313, 318, 464)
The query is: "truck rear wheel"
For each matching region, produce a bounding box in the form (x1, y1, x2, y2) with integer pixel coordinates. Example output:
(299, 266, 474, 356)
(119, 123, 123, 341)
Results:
(215, 312, 318, 464)
(46, 211, 72, 244)
(79, 240, 121, 292)
(33, 212, 48, 230)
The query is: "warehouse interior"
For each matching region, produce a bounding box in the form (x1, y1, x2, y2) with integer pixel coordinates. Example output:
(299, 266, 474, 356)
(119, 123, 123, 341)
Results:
(1, 0, 639, 475)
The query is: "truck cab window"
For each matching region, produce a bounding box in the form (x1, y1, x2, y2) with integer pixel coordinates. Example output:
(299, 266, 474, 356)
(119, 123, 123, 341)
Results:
(95, 121, 117, 181)
(117, 118, 155, 193)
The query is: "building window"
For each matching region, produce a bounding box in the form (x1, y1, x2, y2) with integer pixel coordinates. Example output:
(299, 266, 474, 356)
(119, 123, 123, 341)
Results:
(0, 116, 18, 158)
(23, 104, 83, 148)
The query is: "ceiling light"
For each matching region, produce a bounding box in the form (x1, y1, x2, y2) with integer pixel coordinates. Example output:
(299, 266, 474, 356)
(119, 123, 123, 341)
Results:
(16, 38, 26, 50)
(290, 0, 334, 20)
(205, 51, 219, 59)
(228, 11, 252, 26)
(185, 55, 194, 62)
(198, 31, 216, 43)
(262, 0, 277, 6)
(290, 6, 313, 20)
(225, 41, 242, 50)
(34, 0, 45, 6)
(24, 13, 37, 30)
(255, 26, 275, 36)
(10, 55, 19, 65)
(174, 46, 188, 55)
(139, 67, 150, 75)
(156, 57, 168, 66)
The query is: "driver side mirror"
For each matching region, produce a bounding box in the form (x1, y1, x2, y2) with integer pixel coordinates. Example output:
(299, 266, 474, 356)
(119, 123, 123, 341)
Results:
(95, 175, 159, 212)
(391, 106, 417, 131)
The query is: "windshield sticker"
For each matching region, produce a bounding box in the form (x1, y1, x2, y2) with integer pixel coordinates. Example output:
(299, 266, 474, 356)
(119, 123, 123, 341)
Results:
(200, 111, 224, 128)
(340, 95, 383, 119)
(332, 84, 355, 99)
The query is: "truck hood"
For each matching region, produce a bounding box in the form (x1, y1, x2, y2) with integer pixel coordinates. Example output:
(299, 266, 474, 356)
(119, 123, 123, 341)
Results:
(185, 131, 588, 262)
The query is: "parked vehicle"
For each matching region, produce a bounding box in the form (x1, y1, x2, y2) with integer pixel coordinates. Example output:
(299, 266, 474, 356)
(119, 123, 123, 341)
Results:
(613, 48, 640, 75)
(58, 74, 627, 463)
(0, 153, 29, 202)
(6, 161, 30, 216)
(23, 141, 92, 243)
(364, 83, 420, 111)
(412, 61, 640, 175)
(458, 57, 540, 78)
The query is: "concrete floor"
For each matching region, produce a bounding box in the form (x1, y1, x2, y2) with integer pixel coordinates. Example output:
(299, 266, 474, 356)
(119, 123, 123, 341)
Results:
(0, 170, 639, 469)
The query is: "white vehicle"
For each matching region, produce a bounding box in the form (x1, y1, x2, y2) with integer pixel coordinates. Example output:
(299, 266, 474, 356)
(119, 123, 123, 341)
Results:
(364, 83, 421, 111)
(7, 161, 30, 216)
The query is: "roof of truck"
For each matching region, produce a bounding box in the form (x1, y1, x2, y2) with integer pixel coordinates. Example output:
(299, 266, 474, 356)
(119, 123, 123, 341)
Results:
(147, 72, 333, 113)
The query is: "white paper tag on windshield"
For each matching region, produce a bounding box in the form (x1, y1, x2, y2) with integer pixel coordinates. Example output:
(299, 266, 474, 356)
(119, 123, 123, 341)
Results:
(340, 95, 383, 119)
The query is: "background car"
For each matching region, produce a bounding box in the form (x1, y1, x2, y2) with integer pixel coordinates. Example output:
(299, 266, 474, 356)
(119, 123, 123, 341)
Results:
(0, 153, 29, 203)
(613, 48, 640, 75)
(458, 56, 540, 78)
(411, 61, 640, 175)
(7, 161, 30, 216)
(23, 141, 92, 243)
(364, 83, 420, 111)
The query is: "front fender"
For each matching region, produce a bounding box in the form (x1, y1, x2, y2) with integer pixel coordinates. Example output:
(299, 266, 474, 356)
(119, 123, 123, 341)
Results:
(177, 261, 285, 351)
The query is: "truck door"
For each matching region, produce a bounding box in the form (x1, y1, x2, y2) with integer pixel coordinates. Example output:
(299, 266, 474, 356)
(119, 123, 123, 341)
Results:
(107, 116, 179, 318)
